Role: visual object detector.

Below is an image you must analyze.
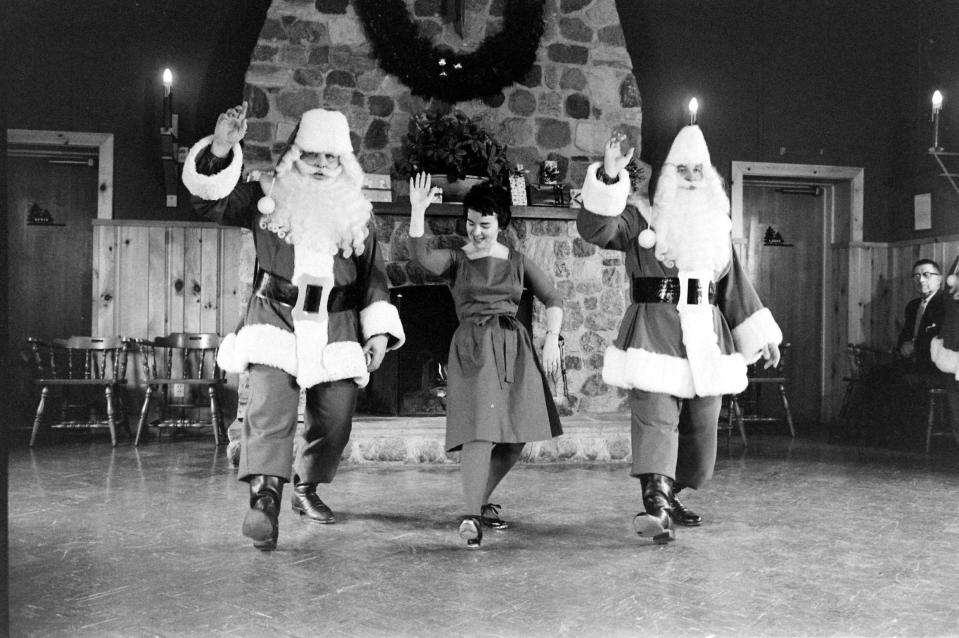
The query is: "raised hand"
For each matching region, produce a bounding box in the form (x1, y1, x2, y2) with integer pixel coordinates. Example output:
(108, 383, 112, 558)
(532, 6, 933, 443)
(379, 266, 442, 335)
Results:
(212, 102, 249, 155)
(409, 172, 441, 212)
(603, 132, 634, 177)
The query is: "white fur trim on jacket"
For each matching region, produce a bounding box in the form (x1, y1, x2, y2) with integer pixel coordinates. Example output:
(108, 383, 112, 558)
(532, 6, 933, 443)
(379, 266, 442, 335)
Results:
(181, 135, 243, 201)
(581, 162, 630, 217)
(931, 337, 959, 380)
(360, 300, 406, 350)
(217, 325, 298, 376)
(601, 345, 747, 398)
(731, 308, 784, 364)
(678, 303, 749, 397)
(217, 324, 372, 388)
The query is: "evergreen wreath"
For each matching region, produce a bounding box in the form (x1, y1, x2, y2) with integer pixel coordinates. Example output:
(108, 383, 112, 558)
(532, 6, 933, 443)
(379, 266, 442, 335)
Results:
(353, 0, 545, 104)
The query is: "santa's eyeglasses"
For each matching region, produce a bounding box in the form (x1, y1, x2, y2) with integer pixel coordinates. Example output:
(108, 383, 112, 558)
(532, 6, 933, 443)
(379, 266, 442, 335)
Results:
(299, 152, 339, 166)
(911, 271, 941, 281)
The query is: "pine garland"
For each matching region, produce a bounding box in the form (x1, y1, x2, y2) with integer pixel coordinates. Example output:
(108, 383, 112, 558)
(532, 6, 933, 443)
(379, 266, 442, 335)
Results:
(353, 0, 545, 104)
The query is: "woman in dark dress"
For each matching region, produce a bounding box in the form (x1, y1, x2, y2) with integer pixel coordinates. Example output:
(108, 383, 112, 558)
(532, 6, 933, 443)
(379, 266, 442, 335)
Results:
(408, 173, 564, 548)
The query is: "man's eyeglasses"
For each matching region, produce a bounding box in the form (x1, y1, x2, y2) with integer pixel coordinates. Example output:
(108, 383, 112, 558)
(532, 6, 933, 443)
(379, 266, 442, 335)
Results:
(912, 271, 941, 281)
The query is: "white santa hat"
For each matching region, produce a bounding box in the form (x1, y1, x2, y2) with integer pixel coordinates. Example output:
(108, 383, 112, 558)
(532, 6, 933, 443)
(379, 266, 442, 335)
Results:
(294, 108, 353, 155)
(664, 125, 712, 167)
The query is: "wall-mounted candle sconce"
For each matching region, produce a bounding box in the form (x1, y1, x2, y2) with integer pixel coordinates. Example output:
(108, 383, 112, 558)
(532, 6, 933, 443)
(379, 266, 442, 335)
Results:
(688, 98, 699, 125)
(161, 67, 180, 207)
(927, 89, 959, 198)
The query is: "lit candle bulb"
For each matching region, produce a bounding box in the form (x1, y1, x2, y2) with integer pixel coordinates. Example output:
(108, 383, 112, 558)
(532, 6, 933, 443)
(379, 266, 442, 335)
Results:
(931, 90, 943, 152)
(688, 97, 699, 125)
(162, 68, 173, 130)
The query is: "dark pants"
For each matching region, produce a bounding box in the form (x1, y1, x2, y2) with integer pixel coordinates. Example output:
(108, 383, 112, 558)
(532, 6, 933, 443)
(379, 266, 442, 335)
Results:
(628, 390, 721, 489)
(238, 363, 357, 484)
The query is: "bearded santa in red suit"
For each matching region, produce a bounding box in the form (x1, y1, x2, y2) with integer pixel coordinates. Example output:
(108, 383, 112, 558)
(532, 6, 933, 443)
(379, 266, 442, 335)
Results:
(577, 125, 782, 543)
(182, 105, 404, 551)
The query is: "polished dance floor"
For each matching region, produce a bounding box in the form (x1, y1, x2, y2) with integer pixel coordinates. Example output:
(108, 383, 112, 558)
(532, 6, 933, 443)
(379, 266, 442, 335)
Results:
(8, 429, 959, 637)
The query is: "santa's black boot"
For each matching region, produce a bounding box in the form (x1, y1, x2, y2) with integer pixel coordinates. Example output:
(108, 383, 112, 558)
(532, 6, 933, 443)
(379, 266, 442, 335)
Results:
(242, 475, 284, 551)
(670, 483, 703, 527)
(633, 473, 676, 544)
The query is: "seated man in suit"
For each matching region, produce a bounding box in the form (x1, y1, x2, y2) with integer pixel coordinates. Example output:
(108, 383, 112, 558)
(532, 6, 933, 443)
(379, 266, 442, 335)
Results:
(866, 259, 947, 443)
(896, 259, 945, 375)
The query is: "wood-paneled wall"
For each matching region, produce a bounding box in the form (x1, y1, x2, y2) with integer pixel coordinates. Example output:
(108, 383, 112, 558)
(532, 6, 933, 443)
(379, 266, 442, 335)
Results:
(92, 221, 959, 423)
(92, 221, 251, 339)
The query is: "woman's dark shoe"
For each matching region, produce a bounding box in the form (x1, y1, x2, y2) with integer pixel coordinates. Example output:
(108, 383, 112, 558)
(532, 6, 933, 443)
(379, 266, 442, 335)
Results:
(480, 503, 509, 530)
(633, 473, 675, 544)
(458, 515, 483, 549)
(242, 475, 283, 551)
(291, 482, 336, 524)
(669, 485, 702, 527)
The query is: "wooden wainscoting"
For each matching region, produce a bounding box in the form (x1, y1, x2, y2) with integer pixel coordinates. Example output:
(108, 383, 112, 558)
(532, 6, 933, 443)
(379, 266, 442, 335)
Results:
(92, 220, 251, 338)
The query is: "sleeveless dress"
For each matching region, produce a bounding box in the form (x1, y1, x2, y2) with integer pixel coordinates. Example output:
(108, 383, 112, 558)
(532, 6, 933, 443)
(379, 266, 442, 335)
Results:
(410, 238, 564, 451)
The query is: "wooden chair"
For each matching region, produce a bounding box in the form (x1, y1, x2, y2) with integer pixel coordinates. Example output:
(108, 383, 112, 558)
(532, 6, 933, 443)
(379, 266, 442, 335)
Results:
(134, 333, 227, 446)
(924, 381, 955, 454)
(727, 342, 796, 439)
(27, 336, 132, 447)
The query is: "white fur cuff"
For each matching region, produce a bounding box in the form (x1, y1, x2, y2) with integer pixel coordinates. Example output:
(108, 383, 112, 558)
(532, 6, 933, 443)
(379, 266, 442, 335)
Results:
(581, 162, 630, 217)
(361, 300, 406, 350)
(216, 325, 298, 376)
(732, 308, 783, 364)
(181, 135, 244, 201)
(931, 338, 959, 379)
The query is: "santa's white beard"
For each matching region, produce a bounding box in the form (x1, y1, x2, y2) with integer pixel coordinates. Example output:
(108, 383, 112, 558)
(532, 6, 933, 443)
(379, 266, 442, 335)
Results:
(652, 176, 731, 274)
(261, 168, 372, 258)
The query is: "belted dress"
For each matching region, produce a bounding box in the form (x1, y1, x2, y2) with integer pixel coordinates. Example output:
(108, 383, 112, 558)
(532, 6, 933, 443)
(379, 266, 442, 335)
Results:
(409, 237, 564, 452)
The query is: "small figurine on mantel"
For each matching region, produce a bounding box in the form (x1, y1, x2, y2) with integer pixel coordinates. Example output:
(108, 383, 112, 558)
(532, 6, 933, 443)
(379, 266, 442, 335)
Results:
(181, 103, 405, 551)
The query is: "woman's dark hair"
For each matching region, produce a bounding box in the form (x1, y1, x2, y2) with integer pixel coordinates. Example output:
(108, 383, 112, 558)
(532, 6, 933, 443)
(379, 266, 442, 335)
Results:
(462, 181, 511, 228)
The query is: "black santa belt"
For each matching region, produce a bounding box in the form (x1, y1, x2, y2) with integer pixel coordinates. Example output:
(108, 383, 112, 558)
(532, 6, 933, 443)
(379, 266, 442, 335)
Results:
(253, 269, 360, 313)
(631, 277, 716, 305)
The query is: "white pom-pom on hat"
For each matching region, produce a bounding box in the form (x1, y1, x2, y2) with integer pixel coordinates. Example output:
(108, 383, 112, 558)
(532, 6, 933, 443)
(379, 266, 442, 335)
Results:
(638, 228, 657, 249)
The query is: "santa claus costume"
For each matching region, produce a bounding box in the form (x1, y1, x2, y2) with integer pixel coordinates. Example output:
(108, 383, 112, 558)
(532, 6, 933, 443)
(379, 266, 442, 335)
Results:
(182, 108, 404, 550)
(577, 125, 782, 542)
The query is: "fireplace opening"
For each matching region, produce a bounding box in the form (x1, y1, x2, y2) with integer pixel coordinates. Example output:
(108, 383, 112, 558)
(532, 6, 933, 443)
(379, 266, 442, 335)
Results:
(358, 285, 458, 416)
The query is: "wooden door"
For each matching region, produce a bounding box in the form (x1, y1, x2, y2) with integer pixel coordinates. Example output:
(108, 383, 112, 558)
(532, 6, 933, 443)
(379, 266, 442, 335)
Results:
(742, 181, 826, 425)
(6, 155, 98, 425)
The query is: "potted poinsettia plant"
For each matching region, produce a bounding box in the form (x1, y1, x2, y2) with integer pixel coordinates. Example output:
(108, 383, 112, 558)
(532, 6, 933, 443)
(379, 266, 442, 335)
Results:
(396, 109, 510, 199)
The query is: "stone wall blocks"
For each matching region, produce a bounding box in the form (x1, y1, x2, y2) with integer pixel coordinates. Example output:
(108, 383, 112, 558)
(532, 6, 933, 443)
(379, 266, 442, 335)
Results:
(508, 89, 537, 116)
(286, 20, 327, 44)
(276, 89, 321, 117)
(363, 119, 390, 149)
(259, 18, 287, 41)
(565, 93, 591, 119)
(559, 17, 593, 43)
(307, 45, 331, 67)
(247, 64, 292, 89)
(314, 0, 349, 14)
(356, 70, 386, 93)
(519, 64, 543, 88)
(560, 0, 593, 14)
(597, 24, 625, 47)
(563, 305, 584, 330)
(244, 121, 275, 143)
(537, 92, 563, 118)
(536, 118, 572, 149)
(345, 107, 372, 132)
(571, 236, 597, 257)
(327, 69, 356, 88)
(584, 0, 619, 26)
(253, 45, 279, 62)
(497, 118, 535, 147)
(386, 262, 408, 286)
(580, 372, 609, 396)
(245, 85, 271, 118)
(293, 67, 326, 87)
(359, 150, 391, 173)
(579, 330, 607, 354)
(543, 65, 560, 89)
(322, 85, 354, 108)
(328, 15, 365, 45)
(559, 67, 588, 91)
(547, 43, 589, 65)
